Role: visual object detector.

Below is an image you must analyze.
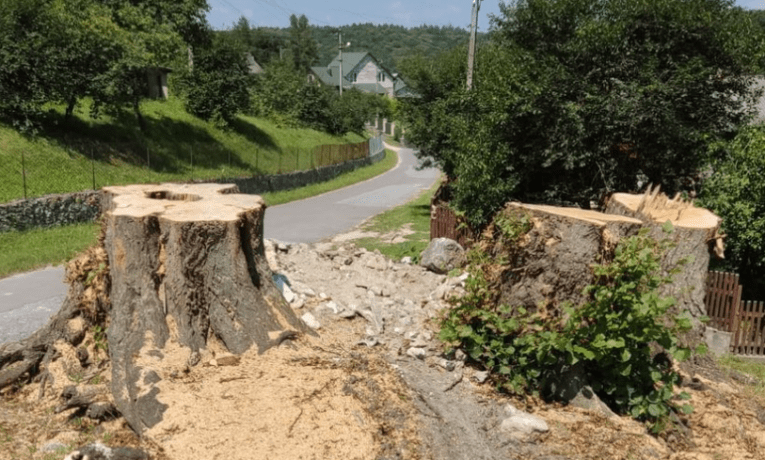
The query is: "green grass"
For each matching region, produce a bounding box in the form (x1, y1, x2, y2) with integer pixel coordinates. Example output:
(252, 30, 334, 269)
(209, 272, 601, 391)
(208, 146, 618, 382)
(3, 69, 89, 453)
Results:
(0, 97, 365, 202)
(717, 355, 765, 401)
(353, 178, 441, 262)
(0, 150, 400, 278)
(0, 223, 101, 278)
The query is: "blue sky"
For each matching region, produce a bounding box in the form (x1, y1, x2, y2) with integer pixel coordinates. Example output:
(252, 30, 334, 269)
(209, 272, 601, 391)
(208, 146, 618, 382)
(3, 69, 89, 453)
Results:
(207, 0, 764, 31)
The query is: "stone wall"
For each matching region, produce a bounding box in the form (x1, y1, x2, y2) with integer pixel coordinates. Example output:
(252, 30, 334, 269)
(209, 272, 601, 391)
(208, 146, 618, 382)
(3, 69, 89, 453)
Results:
(0, 147, 387, 233)
(0, 191, 102, 233)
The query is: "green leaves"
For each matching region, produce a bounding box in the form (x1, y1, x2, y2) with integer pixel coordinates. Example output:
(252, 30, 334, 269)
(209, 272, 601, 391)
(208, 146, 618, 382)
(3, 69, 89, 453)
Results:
(439, 230, 695, 433)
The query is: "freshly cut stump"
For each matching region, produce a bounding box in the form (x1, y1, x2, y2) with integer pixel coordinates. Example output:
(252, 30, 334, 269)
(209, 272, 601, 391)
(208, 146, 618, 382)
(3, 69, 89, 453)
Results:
(101, 183, 309, 435)
(495, 203, 644, 312)
(605, 185, 724, 320)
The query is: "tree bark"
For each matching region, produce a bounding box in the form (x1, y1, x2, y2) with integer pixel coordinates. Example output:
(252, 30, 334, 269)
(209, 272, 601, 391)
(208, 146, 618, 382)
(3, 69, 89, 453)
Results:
(101, 183, 309, 435)
(604, 185, 724, 320)
(493, 203, 644, 313)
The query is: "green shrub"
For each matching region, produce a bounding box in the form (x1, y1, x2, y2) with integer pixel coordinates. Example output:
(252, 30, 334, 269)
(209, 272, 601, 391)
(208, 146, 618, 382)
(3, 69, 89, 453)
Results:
(439, 226, 693, 431)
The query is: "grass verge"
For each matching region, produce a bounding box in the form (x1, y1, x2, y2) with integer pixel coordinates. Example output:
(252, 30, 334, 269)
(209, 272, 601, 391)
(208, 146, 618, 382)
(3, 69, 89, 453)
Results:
(0, 223, 101, 278)
(353, 178, 441, 263)
(717, 355, 765, 402)
(0, 151, 400, 278)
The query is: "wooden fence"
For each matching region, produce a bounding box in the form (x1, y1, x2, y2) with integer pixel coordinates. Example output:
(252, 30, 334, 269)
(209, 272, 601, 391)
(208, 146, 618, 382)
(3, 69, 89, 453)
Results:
(704, 271, 765, 355)
(706, 271, 742, 332)
(429, 182, 473, 248)
(311, 139, 369, 168)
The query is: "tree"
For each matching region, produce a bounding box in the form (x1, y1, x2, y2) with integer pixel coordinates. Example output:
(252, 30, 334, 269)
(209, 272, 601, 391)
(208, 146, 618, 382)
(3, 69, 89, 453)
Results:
(0, 0, 211, 131)
(231, 15, 254, 50)
(0, 0, 121, 130)
(401, 0, 765, 226)
(288, 14, 318, 71)
(699, 126, 765, 299)
(176, 33, 251, 127)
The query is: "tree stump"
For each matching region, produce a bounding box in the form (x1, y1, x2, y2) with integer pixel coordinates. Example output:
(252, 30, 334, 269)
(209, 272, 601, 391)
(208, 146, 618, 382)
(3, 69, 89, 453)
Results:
(494, 203, 644, 312)
(101, 183, 309, 434)
(605, 185, 724, 320)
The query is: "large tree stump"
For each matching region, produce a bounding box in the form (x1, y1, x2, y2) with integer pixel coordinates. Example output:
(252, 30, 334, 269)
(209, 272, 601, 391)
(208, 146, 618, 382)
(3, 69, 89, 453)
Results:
(101, 183, 309, 435)
(605, 185, 724, 319)
(494, 203, 644, 311)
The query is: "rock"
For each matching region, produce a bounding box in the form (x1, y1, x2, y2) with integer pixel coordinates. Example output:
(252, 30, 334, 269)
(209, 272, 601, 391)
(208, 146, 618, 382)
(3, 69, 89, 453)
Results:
(272, 273, 296, 303)
(473, 370, 490, 383)
(42, 442, 67, 453)
(291, 298, 305, 309)
(215, 354, 240, 367)
(436, 358, 456, 371)
(325, 300, 341, 314)
(406, 347, 427, 360)
(301, 312, 321, 330)
(500, 404, 549, 438)
(64, 442, 149, 460)
(704, 327, 732, 358)
(400, 256, 413, 264)
(569, 386, 617, 418)
(420, 238, 466, 274)
(358, 337, 380, 347)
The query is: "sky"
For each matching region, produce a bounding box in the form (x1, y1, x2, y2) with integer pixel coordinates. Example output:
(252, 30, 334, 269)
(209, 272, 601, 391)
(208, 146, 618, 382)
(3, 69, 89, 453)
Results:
(206, 0, 765, 31)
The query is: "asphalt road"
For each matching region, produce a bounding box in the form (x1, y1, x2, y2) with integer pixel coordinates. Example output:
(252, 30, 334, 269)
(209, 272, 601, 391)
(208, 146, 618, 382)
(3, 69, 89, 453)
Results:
(0, 146, 438, 345)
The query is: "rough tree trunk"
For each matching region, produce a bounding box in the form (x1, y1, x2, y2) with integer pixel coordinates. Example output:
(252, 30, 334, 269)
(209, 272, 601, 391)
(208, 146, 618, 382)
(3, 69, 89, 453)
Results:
(605, 185, 724, 320)
(494, 203, 644, 312)
(101, 183, 310, 435)
(492, 187, 722, 324)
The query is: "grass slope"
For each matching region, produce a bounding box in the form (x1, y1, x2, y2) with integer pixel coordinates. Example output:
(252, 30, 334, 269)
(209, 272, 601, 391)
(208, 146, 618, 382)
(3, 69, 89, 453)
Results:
(0, 97, 364, 202)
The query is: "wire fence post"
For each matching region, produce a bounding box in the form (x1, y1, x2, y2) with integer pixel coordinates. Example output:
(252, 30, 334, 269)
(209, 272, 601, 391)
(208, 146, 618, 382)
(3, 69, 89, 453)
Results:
(91, 148, 96, 190)
(190, 145, 194, 181)
(21, 150, 28, 199)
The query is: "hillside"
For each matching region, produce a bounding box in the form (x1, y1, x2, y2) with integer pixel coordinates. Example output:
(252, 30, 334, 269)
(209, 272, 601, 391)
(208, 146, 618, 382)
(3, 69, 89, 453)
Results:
(239, 23, 472, 73)
(0, 98, 365, 203)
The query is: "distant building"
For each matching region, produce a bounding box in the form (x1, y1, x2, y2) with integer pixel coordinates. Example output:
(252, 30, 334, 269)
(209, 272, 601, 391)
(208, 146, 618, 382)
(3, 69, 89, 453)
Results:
(245, 53, 264, 74)
(309, 51, 416, 98)
(146, 67, 171, 99)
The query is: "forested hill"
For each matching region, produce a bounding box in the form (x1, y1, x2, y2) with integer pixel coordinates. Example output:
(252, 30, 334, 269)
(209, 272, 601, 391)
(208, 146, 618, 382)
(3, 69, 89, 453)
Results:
(312, 24, 470, 72)
(236, 23, 471, 73)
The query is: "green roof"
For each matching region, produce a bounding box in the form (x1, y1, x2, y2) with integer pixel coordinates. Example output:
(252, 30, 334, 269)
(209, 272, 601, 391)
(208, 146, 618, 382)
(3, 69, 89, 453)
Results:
(328, 52, 370, 77)
(310, 66, 352, 89)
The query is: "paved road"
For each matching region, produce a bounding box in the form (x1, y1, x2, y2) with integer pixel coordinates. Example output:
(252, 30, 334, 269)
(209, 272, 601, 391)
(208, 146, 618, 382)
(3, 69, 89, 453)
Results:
(0, 146, 438, 345)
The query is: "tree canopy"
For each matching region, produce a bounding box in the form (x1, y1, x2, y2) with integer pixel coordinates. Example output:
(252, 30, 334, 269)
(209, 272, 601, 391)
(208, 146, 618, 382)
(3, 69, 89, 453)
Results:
(401, 0, 765, 226)
(0, 0, 210, 131)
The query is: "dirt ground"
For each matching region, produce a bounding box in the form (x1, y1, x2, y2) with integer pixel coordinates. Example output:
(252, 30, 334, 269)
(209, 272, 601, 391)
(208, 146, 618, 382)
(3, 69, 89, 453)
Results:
(2, 230, 765, 460)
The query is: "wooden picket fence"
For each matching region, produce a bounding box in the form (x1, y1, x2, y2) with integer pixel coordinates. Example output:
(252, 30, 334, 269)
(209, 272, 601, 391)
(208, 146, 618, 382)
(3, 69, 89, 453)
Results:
(429, 182, 473, 248)
(705, 271, 765, 355)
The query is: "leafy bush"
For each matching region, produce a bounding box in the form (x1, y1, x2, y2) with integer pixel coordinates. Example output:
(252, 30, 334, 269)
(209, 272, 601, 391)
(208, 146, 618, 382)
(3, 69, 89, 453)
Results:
(440, 225, 693, 430)
(699, 124, 765, 298)
(401, 0, 765, 227)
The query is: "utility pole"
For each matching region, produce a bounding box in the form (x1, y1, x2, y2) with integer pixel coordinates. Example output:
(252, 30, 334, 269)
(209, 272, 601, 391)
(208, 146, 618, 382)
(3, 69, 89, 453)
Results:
(337, 31, 351, 96)
(466, 0, 482, 91)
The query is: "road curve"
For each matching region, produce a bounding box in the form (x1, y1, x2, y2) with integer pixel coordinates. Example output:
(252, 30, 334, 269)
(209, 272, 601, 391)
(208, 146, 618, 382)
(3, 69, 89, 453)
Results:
(0, 146, 438, 344)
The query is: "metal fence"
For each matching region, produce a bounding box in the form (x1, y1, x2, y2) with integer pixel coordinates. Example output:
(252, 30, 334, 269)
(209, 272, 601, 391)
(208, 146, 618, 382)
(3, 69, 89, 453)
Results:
(0, 136, 383, 204)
